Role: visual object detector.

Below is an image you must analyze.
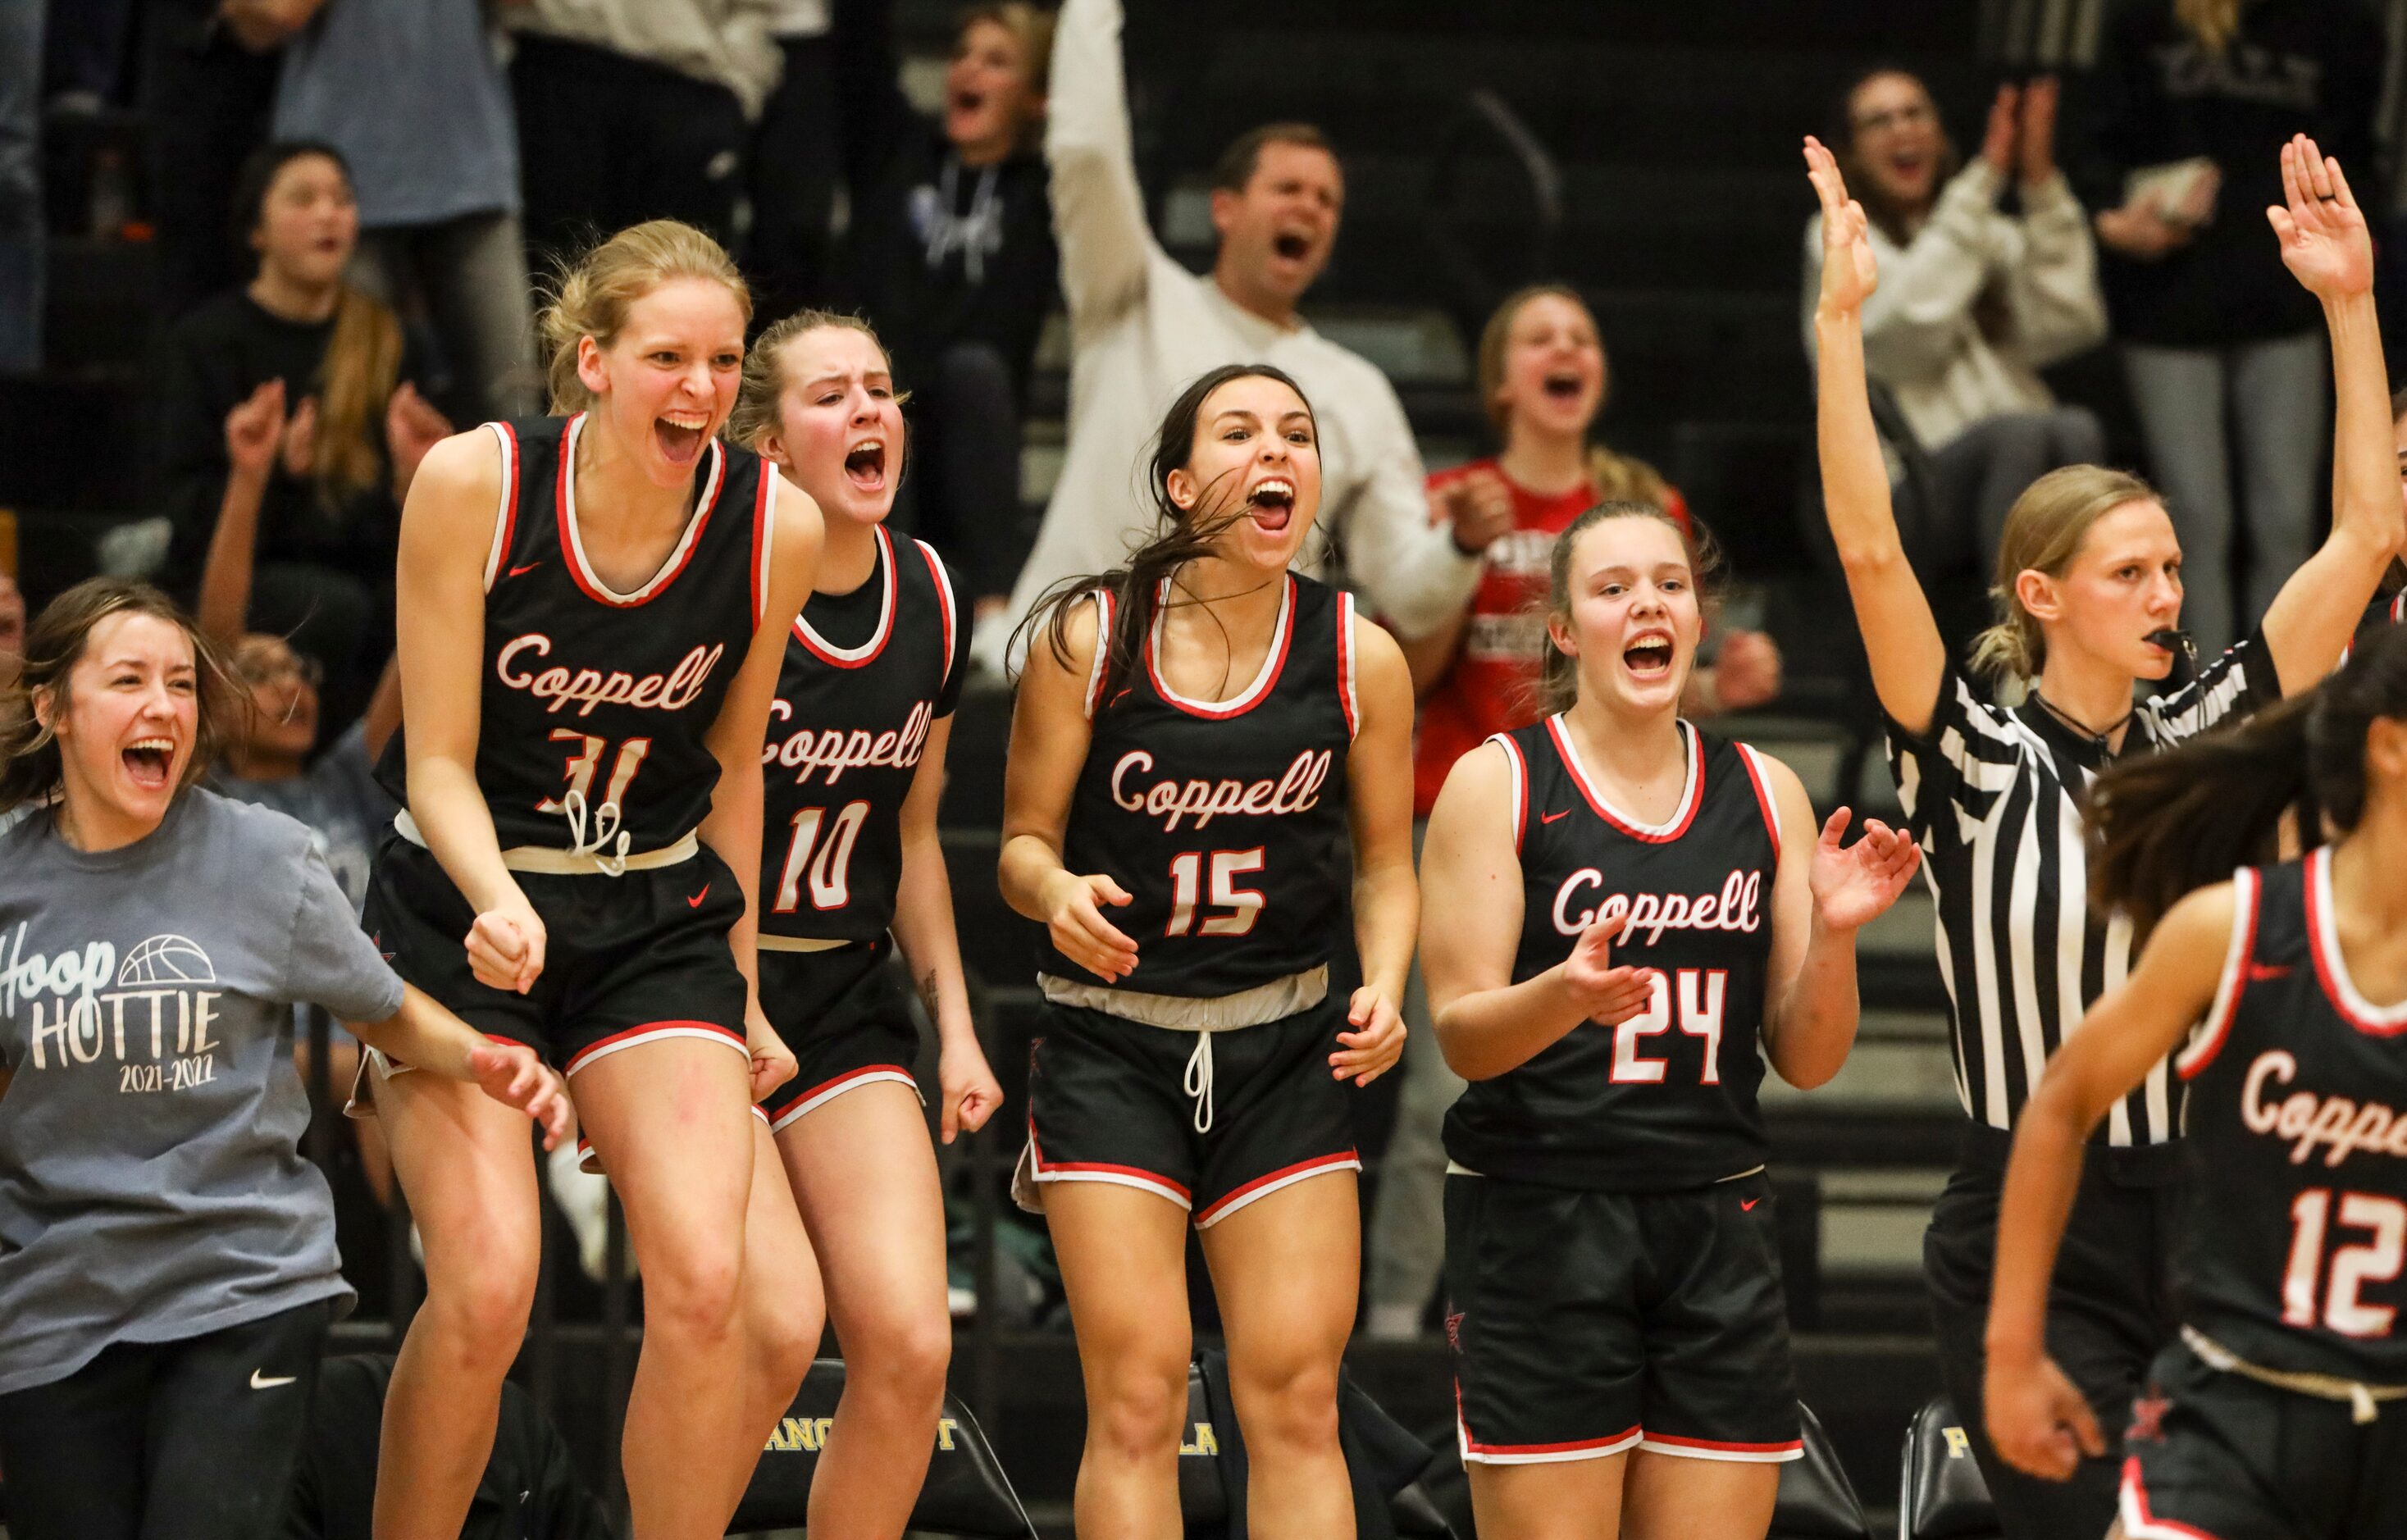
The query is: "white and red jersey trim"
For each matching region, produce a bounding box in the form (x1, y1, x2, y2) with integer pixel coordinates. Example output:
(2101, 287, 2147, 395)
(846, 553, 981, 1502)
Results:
(1457, 1399, 1641, 1465)
(1336, 592, 1361, 740)
(555, 412, 727, 608)
(1082, 590, 1115, 721)
(1635, 1431, 1805, 1464)
(1733, 741, 1782, 865)
(562, 1019, 749, 1079)
(915, 539, 958, 695)
(2119, 1455, 2223, 1538)
(1487, 731, 1529, 854)
(1546, 715, 1705, 843)
(1147, 575, 1295, 721)
(793, 525, 899, 666)
(1027, 1127, 1192, 1210)
(1192, 1150, 1360, 1228)
(481, 420, 521, 592)
(2306, 846, 2407, 1037)
(2177, 866, 2260, 1079)
(750, 466, 778, 625)
(764, 1063, 917, 1132)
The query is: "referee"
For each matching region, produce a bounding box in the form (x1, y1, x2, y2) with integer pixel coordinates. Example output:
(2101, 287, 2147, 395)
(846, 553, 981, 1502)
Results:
(1805, 134, 2401, 1535)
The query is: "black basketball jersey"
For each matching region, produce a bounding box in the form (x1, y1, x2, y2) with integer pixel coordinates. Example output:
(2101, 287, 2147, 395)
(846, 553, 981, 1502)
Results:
(376, 414, 774, 853)
(1039, 574, 1359, 999)
(759, 526, 964, 943)
(2173, 850, 2407, 1383)
(1444, 717, 1784, 1191)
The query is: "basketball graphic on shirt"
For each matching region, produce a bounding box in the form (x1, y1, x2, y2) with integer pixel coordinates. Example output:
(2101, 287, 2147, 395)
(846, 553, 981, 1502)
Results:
(116, 935, 217, 986)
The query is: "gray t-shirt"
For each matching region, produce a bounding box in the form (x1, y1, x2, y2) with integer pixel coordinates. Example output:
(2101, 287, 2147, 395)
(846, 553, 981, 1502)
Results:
(0, 791, 404, 1395)
(272, 0, 519, 227)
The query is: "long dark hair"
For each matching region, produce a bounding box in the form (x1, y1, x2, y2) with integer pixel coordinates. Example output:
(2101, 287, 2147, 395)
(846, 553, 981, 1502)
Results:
(1533, 500, 1725, 718)
(0, 578, 238, 817)
(1014, 362, 1320, 706)
(2087, 623, 2407, 933)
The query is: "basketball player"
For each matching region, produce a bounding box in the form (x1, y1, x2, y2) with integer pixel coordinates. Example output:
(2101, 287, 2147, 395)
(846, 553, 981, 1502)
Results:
(0, 579, 568, 1540)
(1418, 503, 1921, 1540)
(723, 309, 1001, 1538)
(1988, 621, 2407, 1538)
(999, 363, 1415, 1538)
(360, 221, 825, 1540)
(1809, 132, 2401, 1537)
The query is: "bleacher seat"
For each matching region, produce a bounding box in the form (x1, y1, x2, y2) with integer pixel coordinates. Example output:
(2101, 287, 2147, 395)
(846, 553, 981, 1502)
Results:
(1775, 1401, 1875, 1539)
(1897, 1395, 2003, 1540)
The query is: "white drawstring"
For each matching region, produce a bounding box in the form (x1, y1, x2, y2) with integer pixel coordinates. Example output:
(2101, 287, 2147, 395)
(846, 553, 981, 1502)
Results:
(1183, 1031, 1216, 1135)
(559, 788, 631, 878)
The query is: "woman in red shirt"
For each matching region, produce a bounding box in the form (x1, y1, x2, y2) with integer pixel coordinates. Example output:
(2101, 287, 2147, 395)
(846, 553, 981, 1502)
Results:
(1365, 285, 1784, 1340)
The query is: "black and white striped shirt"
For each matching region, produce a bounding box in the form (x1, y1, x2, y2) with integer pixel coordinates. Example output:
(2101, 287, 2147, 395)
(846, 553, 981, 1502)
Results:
(1886, 636, 2277, 1146)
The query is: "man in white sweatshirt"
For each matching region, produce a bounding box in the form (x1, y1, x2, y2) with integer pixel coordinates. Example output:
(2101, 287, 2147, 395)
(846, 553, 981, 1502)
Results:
(972, 0, 1493, 670)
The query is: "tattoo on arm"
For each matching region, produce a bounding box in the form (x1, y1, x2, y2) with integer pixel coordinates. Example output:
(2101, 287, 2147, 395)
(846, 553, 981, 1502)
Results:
(919, 968, 942, 1022)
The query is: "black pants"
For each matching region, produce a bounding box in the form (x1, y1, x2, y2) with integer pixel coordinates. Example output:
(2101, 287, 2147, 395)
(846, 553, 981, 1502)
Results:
(894, 339, 1027, 604)
(0, 1297, 332, 1540)
(511, 34, 747, 271)
(1924, 1123, 2182, 1540)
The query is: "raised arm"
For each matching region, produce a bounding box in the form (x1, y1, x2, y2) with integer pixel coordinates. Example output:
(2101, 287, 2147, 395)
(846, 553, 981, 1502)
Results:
(1334, 617, 1416, 1087)
(2258, 136, 2401, 695)
(1985, 882, 2234, 1480)
(997, 597, 1137, 980)
(1046, 0, 1156, 330)
(891, 712, 1002, 1143)
(195, 380, 287, 644)
(1419, 742, 1652, 1082)
(700, 472, 823, 1100)
(1755, 759, 1919, 1089)
(1805, 136, 1950, 736)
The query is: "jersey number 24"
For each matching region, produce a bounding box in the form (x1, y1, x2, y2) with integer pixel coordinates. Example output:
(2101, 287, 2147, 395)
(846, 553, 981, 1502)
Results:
(1609, 968, 1727, 1086)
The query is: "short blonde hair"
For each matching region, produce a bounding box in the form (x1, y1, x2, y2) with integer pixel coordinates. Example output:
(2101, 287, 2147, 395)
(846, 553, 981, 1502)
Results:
(1970, 464, 2163, 681)
(537, 220, 751, 414)
(959, 3, 1056, 101)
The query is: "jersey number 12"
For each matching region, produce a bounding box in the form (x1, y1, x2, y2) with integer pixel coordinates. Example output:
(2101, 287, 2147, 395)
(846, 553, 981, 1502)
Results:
(2283, 1188, 2405, 1337)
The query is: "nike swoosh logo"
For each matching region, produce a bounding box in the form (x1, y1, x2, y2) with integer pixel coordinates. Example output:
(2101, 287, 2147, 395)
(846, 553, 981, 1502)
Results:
(2245, 962, 2293, 982)
(1540, 809, 1571, 824)
(508, 561, 542, 578)
(1740, 1197, 1761, 1211)
(687, 885, 710, 909)
(249, 1369, 297, 1390)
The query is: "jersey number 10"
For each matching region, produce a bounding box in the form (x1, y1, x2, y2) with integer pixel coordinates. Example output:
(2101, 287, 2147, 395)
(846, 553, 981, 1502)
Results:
(774, 803, 868, 913)
(1608, 968, 1728, 1086)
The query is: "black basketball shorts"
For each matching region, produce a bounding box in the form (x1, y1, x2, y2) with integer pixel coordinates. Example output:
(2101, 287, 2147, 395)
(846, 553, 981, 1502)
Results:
(1019, 991, 1359, 1228)
(757, 937, 923, 1132)
(1444, 1169, 1802, 1465)
(2120, 1335, 2407, 1539)
(362, 833, 751, 1076)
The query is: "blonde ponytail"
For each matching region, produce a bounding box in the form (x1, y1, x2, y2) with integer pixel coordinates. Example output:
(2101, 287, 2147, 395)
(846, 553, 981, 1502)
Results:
(312, 283, 403, 508)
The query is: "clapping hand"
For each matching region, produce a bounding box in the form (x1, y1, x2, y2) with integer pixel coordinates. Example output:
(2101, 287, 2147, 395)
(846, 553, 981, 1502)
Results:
(386, 383, 455, 500)
(1804, 137, 1878, 315)
(1558, 900, 1657, 1027)
(1436, 467, 1516, 554)
(1807, 809, 1920, 933)
(2269, 134, 2372, 302)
